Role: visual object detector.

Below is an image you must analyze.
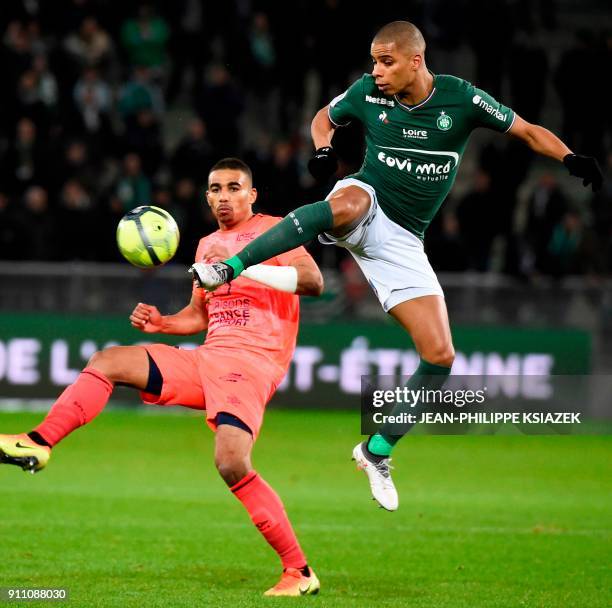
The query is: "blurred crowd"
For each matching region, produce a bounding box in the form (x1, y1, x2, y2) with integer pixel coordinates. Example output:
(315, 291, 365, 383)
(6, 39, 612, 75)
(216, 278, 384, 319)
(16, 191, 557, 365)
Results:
(0, 0, 610, 278)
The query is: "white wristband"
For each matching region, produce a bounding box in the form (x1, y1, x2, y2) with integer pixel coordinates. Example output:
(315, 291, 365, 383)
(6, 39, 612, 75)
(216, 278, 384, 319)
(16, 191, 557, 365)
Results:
(241, 264, 298, 293)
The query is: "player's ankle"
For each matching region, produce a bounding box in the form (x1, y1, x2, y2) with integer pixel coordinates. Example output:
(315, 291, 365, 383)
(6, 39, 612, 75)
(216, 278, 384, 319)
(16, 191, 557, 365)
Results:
(224, 256, 245, 277)
(367, 433, 395, 458)
(27, 431, 51, 448)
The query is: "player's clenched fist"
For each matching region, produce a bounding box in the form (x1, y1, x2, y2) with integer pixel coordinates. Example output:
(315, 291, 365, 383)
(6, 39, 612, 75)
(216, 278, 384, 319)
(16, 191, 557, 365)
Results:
(201, 242, 231, 262)
(130, 302, 163, 333)
(308, 146, 338, 182)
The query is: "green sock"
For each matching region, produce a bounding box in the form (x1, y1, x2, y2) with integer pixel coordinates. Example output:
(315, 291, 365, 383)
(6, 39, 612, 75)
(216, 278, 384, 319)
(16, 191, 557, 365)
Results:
(224, 200, 334, 277)
(367, 433, 395, 457)
(368, 358, 452, 457)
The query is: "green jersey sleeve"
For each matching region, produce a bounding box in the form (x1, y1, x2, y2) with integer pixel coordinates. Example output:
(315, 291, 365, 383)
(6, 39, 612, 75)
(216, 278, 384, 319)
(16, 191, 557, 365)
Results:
(328, 76, 366, 127)
(468, 85, 515, 133)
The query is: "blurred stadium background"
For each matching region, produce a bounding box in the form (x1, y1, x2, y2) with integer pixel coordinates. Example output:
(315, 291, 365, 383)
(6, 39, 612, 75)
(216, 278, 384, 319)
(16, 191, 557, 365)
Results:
(0, 0, 611, 404)
(1, 3, 610, 607)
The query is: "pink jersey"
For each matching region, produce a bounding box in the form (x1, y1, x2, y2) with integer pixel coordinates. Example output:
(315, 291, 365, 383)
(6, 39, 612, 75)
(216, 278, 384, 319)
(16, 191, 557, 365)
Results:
(194, 214, 311, 374)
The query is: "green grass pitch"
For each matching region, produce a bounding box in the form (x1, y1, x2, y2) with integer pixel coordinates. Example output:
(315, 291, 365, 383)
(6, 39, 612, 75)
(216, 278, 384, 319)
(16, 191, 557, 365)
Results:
(1, 409, 610, 607)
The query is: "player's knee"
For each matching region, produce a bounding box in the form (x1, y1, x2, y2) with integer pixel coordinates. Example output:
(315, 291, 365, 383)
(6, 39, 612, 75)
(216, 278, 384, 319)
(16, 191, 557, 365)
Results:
(87, 347, 121, 380)
(329, 189, 371, 229)
(88, 346, 135, 383)
(215, 455, 251, 487)
(423, 344, 455, 368)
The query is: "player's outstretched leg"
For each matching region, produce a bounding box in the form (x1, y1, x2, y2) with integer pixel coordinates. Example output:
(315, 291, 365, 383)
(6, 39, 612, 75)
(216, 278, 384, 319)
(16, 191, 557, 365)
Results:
(214, 419, 320, 596)
(0, 346, 150, 473)
(191, 199, 334, 290)
(353, 297, 454, 510)
(190, 186, 372, 291)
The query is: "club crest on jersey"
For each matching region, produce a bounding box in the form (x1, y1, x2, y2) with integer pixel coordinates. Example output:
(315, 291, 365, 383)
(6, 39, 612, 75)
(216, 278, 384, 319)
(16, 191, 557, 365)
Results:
(436, 111, 453, 131)
(378, 111, 389, 124)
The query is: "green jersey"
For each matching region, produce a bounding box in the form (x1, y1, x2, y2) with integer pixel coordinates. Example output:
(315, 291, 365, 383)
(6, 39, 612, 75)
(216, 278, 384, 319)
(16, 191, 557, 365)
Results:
(328, 73, 515, 239)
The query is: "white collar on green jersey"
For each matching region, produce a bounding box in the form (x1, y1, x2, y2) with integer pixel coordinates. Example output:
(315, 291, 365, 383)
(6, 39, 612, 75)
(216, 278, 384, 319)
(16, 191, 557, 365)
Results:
(394, 72, 437, 112)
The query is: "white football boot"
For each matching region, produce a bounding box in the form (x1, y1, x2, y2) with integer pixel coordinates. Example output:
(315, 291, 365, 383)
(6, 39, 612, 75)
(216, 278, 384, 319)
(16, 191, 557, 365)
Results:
(189, 262, 234, 291)
(352, 442, 398, 511)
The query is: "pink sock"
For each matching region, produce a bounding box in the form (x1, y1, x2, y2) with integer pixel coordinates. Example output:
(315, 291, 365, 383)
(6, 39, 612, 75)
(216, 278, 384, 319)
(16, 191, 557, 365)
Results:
(231, 471, 307, 570)
(34, 367, 113, 446)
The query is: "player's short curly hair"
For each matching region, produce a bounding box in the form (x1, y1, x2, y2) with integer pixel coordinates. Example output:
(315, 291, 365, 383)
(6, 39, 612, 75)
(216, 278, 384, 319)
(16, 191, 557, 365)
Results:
(209, 157, 253, 184)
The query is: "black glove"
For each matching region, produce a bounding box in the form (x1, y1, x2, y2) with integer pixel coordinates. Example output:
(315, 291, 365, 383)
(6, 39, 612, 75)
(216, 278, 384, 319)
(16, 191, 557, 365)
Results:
(563, 154, 603, 192)
(308, 146, 338, 182)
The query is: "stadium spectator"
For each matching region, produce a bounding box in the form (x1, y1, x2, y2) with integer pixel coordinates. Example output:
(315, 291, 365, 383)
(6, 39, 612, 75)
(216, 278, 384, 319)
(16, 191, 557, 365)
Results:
(120, 4, 169, 75)
(168, 177, 193, 228)
(426, 212, 469, 272)
(25, 19, 49, 57)
(122, 108, 164, 176)
(523, 173, 568, 275)
(170, 117, 214, 180)
(64, 16, 114, 71)
(1, 21, 33, 94)
(0, 192, 26, 261)
(15, 69, 51, 131)
(2, 118, 46, 195)
(466, 0, 515, 99)
(118, 65, 164, 119)
(554, 30, 603, 158)
(165, 0, 206, 103)
(195, 64, 244, 157)
(72, 66, 113, 150)
(50, 140, 99, 197)
(455, 170, 497, 271)
(509, 29, 548, 123)
(260, 141, 301, 216)
(546, 210, 591, 277)
(114, 153, 151, 211)
(56, 179, 95, 260)
(248, 12, 277, 91)
(172, 176, 217, 262)
(20, 186, 55, 260)
(31, 54, 59, 115)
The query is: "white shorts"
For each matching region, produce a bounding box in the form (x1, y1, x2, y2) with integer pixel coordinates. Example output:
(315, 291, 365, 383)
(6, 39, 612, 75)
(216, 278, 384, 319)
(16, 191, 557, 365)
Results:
(320, 177, 444, 312)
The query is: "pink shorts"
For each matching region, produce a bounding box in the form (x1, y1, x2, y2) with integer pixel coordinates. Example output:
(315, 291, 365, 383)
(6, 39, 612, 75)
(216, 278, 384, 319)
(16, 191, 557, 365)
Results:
(140, 344, 282, 439)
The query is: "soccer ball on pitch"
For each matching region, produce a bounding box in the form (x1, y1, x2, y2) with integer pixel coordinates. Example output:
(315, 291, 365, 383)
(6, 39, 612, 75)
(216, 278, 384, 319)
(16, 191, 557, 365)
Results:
(116, 206, 180, 268)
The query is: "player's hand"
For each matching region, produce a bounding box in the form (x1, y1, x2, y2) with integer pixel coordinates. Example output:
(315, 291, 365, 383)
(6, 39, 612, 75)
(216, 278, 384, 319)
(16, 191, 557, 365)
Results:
(130, 302, 163, 333)
(563, 154, 603, 192)
(201, 243, 231, 262)
(308, 146, 338, 182)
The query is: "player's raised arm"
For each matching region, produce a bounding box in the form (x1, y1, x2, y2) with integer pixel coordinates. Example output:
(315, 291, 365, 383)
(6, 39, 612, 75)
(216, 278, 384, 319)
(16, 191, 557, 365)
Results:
(239, 255, 324, 296)
(308, 76, 365, 183)
(130, 293, 208, 335)
(308, 104, 338, 182)
(508, 114, 603, 191)
(312, 104, 335, 148)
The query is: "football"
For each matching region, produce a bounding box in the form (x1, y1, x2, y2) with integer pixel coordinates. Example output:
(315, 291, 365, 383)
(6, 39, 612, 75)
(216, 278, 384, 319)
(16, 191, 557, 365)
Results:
(116, 206, 180, 268)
